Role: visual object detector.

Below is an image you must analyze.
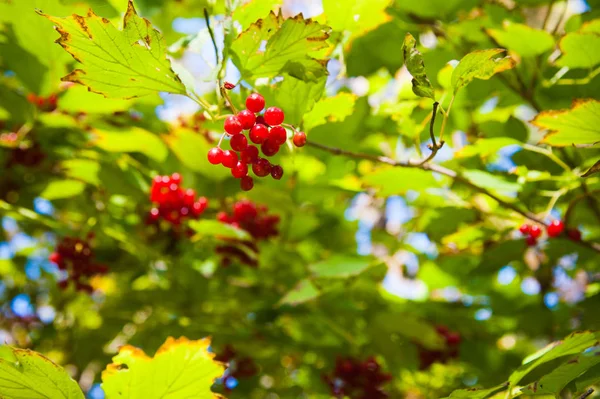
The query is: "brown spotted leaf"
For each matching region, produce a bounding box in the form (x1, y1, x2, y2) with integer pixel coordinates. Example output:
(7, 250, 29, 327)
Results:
(451, 49, 516, 93)
(38, 0, 186, 98)
(533, 99, 600, 147)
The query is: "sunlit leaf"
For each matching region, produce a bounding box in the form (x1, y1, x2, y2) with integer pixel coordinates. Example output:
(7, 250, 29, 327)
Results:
(557, 30, 600, 69)
(233, 0, 282, 30)
(457, 138, 521, 158)
(462, 170, 521, 195)
(363, 167, 440, 195)
(582, 159, 600, 177)
(310, 255, 373, 278)
(533, 99, 600, 146)
(93, 126, 168, 162)
(402, 33, 435, 99)
(275, 75, 326, 125)
(487, 22, 554, 57)
(323, 0, 391, 37)
(303, 92, 357, 131)
(41, 180, 86, 200)
(451, 49, 516, 93)
(278, 279, 320, 306)
(442, 383, 508, 399)
(189, 220, 251, 241)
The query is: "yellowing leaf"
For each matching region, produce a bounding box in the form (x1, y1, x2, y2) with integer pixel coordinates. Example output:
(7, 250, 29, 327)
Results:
(39, 1, 186, 98)
(533, 99, 600, 146)
(102, 337, 225, 399)
(403, 33, 435, 99)
(487, 22, 554, 57)
(233, 0, 282, 30)
(451, 49, 516, 93)
(323, 0, 391, 37)
(0, 346, 85, 399)
(41, 180, 86, 200)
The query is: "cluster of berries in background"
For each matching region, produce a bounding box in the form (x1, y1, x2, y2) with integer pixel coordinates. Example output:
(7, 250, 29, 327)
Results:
(417, 325, 461, 370)
(48, 236, 108, 293)
(322, 356, 391, 399)
(147, 173, 208, 228)
(216, 199, 279, 268)
(519, 219, 581, 247)
(27, 93, 58, 112)
(207, 92, 307, 191)
(214, 345, 259, 392)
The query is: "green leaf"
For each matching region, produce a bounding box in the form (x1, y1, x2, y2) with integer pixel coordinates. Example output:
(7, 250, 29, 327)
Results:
(275, 75, 326, 125)
(0, 346, 85, 399)
(303, 92, 357, 131)
(102, 337, 225, 399)
(323, 0, 391, 36)
(451, 49, 516, 93)
(310, 255, 373, 278)
(557, 32, 600, 69)
(487, 22, 554, 57)
(509, 331, 600, 386)
(41, 180, 86, 200)
(39, 1, 186, 98)
(534, 99, 600, 146)
(521, 346, 600, 395)
(93, 126, 168, 162)
(58, 86, 135, 114)
(61, 159, 100, 186)
(402, 33, 435, 99)
(189, 220, 251, 241)
(456, 138, 522, 158)
(233, 0, 282, 30)
(462, 170, 521, 195)
(278, 279, 320, 306)
(362, 167, 440, 195)
(574, 363, 600, 395)
(582, 159, 600, 177)
(371, 311, 446, 350)
(442, 383, 508, 399)
(231, 11, 331, 80)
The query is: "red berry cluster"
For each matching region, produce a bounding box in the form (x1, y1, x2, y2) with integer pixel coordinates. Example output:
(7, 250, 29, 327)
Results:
(7, 141, 46, 167)
(214, 345, 259, 391)
(27, 93, 58, 112)
(148, 173, 208, 226)
(323, 356, 391, 399)
(48, 236, 108, 293)
(519, 220, 581, 247)
(207, 93, 307, 191)
(417, 325, 461, 370)
(216, 199, 279, 267)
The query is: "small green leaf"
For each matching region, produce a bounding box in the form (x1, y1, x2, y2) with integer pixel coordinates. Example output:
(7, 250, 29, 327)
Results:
(41, 180, 86, 200)
(457, 138, 522, 158)
(189, 220, 251, 241)
(574, 363, 600, 395)
(310, 255, 372, 278)
(39, 1, 186, 98)
(58, 86, 135, 114)
(363, 167, 440, 195)
(275, 75, 326, 125)
(451, 49, 516, 93)
(0, 346, 85, 399)
(487, 22, 554, 57)
(402, 33, 435, 99)
(102, 337, 225, 399)
(233, 0, 282, 30)
(278, 279, 320, 306)
(93, 126, 168, 162)
(533, 99, 600, 146)
(303, 92, 357, 131)
(61, 159, 100, 186)
(462, 170, 521, 195)
(323, 0, 391, 36)
(557, 31, 600, 69)
(582, 159, 600, 177)
(442, 383, 508, 399)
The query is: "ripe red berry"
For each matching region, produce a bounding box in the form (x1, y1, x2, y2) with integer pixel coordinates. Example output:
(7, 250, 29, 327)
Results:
(529, 225, 542, 239)
(252, 158, 271, 177)
(271, 165, 283, 180)
(240, 176, 254, 191)
(26, 93, 37, 104)
(445, 332, 461, 346)
(237, 110, 256, 130)
(192, 198, 208, 216)
(269, 126, 287, 145)
(246, 93, 265, 113)
(224, 82, 235, 90)
(224, 115, 243, 135)
(232, 161, 249, 178)
(208, 147, 223, 165)
(519, 224, 530, 235)
(264, 107, 284, 126)
(230, 134, 248, 152)
(171, 173, 182, 185)
(222, 150, 238, 168)
(547, 220, 564, 237)
(261, 138, 280, 157)
(49, 252, 61, 264)
(526, 236, 537, 247)
(241, 145, 259, 164)
(249, 124, 269, 144)
(567, 228, 582, 241)
(255, 115, 268, 126)
(183, 189, 196, 206)
(293, 131, 306, 147)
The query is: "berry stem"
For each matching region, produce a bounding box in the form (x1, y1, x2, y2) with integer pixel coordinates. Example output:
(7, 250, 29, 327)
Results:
(438, 93, 454, 144)
(220, 84, 239, 114)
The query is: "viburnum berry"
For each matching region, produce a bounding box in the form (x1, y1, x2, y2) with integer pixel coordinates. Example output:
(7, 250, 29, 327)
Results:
(223, 81, 236, 90)
(208, 147, 223, 165)
(261, 138, 280, 157)
(519, 224, 530, 235)
(237, 109, 256, 129)
(269, 125, 287, 145)
(240, 145, 259, 164)
(231, 161, 248, 178)
(255, 115, 268, 126)
(271, 165, 283, 180)
(526, 236, 537, 247)
(418, 325, 461, 370)
(183, 189, 196, 206)
(230, 134, 248, 152)
(264, 107, 284, 126)
(221, 150, 238, 168)
(252, 158, 271, 177)
(224, 115, 243, 135)
(567, 228, 582, 241)
(529, 225, 542, 239)
(323, 356, 391, 399)
(245, 93, 265, 113)
(293, 131, 306, 147)
(547, 220, 564, 237)
(240, 176, 254, 191)
(249, 124, 269, 144)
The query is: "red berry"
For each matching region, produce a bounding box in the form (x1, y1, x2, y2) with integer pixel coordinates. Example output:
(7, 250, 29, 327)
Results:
(519, 224, 530, 235)
(269, 126, 287, 145)
(246, 93, 265, 113)
(183, 189, 195, 206)
(271, 165, 283, 180)
(256, 115, 268, 126)
(249, 124, 269, 144)
(567, 228, 582, 241)
(252, 158, 271, 177)
(526, 236, 537, 247)
(445, 332, 461, 346)
(529, 225, 542, 239)
(26, 93, 37, 104)
(192, 198, 208, 215)
(261, 138, 280, 156)
(240, 176, 254, 191)
(149, 207, 160, 221)
(222, 150, 238, 168)
(241, 145, 259, 164)
(224, 82, 235, 90)
(49, 252, 61, 264)
(264, 107, 284, 126)
(208, 147, 223, 165)
(237, 109, 256, 130)
(293, 131, 306, 147)
(547, 220, 564, 237)
(231, 161, 248, 178)
(171, 173, 182, 185)
(230, 134, 248, 151)
(224, 115, 243, 135)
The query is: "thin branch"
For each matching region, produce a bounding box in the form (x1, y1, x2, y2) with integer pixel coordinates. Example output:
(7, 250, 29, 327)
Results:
(438, 94, 455, 143)
(542, 0, 556, 30)
(417, 101, 444, 165)
(204, 8, 220, 66)
(580, 388, 594, 399)
(552, 1, 569, 35)
(220, 84, 239, 114)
